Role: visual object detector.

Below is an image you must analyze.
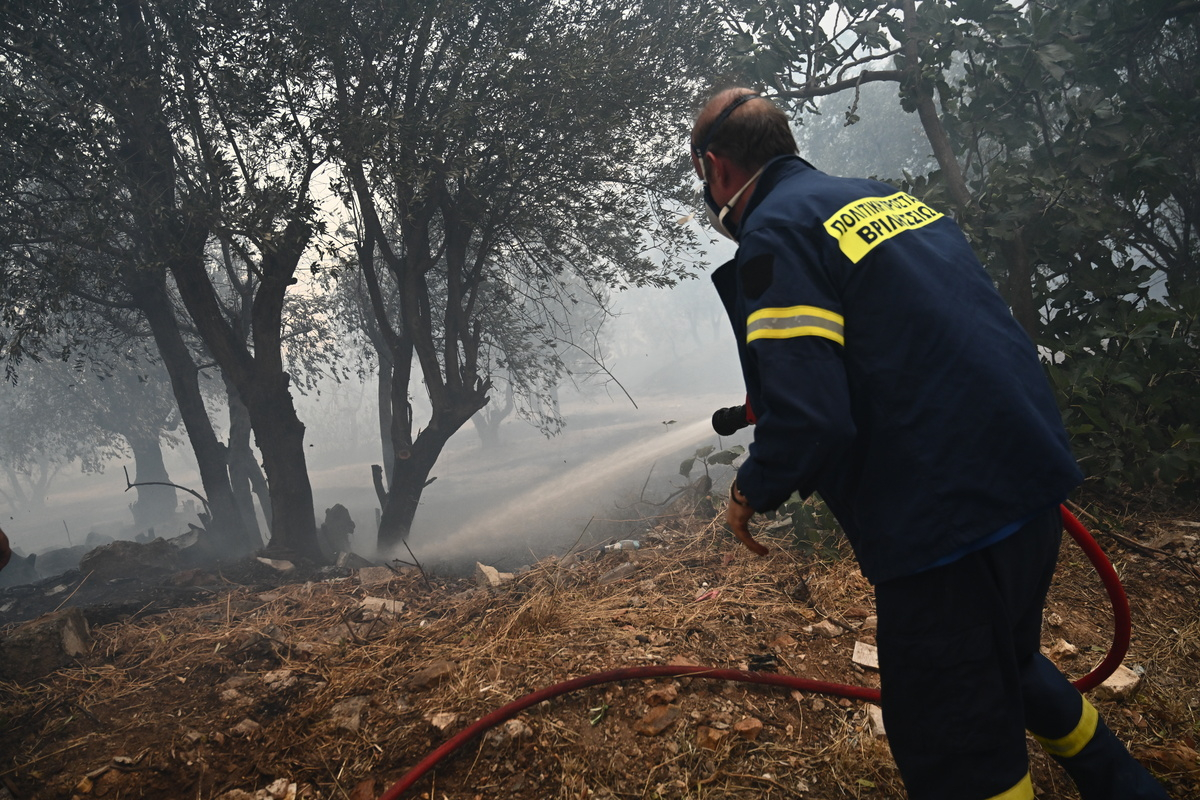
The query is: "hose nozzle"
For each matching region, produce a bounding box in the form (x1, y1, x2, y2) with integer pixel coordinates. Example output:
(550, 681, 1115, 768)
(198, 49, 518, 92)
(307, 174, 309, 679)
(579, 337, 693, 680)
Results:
(712, 404, 752, 436)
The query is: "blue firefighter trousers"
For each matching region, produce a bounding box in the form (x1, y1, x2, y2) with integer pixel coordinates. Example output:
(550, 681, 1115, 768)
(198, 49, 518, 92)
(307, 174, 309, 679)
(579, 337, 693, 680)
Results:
(874, 508, 1170, 799)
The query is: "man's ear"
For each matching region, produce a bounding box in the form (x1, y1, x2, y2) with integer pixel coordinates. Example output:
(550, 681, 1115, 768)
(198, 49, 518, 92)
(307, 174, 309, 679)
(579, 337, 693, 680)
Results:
(704, 151, 728, 189)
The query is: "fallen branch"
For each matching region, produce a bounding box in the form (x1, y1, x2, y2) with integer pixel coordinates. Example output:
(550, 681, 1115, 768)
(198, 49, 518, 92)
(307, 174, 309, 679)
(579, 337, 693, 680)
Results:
(122, 466, 210, 517)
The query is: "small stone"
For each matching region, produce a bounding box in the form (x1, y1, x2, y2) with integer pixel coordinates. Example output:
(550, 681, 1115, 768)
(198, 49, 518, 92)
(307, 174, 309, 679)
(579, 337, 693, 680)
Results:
(408, 659, 456, 690)
(502, 718, 533, 740)
(357, 566, 397, 586)
(667, 655, 704, 668)
(866, 704, 887, 737)
(336, 551, 376, 569)
(770, 633, 798, 649)
(1094, 665, 1143, 701)
(646, 684, 679, 706)
(231, 718, 262, 737)
(1047, 612, 1063, 627)
(426, 711, 459, 731)
(256, 557, 295, 572)
(810, 698, 826, 712)
(264, 669, 297, 690)
(330, 696, 370, 732)
(861, 615, 878, 632)
(634, 705, 681, 736)
(696, 725, 727, 750)
(1047, 638, 1079, 660)
(733, 717, 763, 741)
(264, 779, 298, 800)
(811, 620, 843, 638)
(360, 596, 405, 616)
(852, 641, 879, 670)
(475, 562, 514, 590)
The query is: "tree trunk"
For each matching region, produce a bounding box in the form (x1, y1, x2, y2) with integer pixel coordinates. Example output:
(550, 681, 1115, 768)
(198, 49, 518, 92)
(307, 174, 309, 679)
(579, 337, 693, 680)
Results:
(901, 0, 974, 215)
(126, 431, 177, 531)
(224, 375, 264, 549)
(376, 349, 396, 489)
(245, 375, 322, 562)
(1002, 228, 1039, 339)
(471, 381, 514, 450)
(471, 414, 502, 450)
(376, 428, 452, 550)
(129, 279, 248, 551)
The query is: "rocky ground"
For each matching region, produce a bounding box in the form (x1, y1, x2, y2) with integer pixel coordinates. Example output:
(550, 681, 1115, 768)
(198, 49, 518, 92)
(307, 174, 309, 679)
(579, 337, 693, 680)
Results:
(0, 498, 1198, 800)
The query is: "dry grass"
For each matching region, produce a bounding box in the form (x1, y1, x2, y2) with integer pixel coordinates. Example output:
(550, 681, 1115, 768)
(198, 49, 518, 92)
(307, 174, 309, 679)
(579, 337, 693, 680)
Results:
(1, 501, 1197, 799)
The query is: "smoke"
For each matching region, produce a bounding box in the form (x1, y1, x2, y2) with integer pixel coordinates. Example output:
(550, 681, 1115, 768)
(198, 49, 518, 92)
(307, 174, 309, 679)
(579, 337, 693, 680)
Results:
(2, 273, 748, 579)
(404, 416, 718, 565)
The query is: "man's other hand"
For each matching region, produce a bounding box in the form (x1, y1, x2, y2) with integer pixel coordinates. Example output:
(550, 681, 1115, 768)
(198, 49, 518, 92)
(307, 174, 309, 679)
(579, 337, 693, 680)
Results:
(727, 484, 768, 556)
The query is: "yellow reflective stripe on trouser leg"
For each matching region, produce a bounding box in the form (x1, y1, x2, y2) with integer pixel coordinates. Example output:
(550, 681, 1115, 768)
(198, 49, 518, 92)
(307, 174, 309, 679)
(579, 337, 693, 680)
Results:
(983, 773, 1034, 800)
(746, 305, 845, 345)
(1033, 694, 1099, 758)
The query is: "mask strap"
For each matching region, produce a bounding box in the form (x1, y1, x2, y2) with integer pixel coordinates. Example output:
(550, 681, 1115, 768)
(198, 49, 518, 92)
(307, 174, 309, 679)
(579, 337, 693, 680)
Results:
(694, 93, 759, 159)
(719, 165, 767, 225)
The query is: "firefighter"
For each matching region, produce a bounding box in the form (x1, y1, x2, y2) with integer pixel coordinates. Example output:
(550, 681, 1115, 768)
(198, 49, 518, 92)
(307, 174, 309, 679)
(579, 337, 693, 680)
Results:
(691, 87, 1169, 800)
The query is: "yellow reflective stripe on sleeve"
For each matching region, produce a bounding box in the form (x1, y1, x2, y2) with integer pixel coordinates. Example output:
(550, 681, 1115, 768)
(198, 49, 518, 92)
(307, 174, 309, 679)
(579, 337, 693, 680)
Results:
(822, 191, 944, 263)
(746, 305, 844, 346)
(1033, 695, 1099, 758)
(984, 773, 1034, 800)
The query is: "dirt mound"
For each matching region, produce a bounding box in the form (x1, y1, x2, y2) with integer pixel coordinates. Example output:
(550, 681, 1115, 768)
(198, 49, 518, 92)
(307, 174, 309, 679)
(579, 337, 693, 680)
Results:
(0, 503, 1197, 799)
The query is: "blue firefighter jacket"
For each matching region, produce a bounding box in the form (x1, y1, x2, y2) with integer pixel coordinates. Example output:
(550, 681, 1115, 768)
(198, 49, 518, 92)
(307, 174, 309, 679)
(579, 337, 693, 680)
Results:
(712, 156, 1083, 584)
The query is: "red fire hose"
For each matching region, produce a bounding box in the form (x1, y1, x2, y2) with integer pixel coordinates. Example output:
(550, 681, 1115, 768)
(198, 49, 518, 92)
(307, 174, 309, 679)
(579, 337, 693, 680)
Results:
(378, 504, 1129, 800)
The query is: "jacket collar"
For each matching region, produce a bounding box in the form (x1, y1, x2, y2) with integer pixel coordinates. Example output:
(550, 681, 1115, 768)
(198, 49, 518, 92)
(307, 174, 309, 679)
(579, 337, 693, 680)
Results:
(740, 155, 817, 229)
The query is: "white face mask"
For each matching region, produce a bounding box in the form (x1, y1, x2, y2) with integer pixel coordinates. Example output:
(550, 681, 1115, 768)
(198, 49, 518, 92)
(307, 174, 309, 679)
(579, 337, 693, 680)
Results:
(703, 166, 765, 241)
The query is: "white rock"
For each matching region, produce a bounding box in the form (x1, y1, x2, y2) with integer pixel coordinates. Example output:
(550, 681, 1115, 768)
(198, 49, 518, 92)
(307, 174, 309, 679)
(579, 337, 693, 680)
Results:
(475, 562, 514, 590)
(852, 641, 879, 670)
(263, 779, 298, 800)
(1094, 665, 1143, 701)
(264, 669, 297, 690)
(231, 718, 262, 737)
(357, 566, 397, 586)
(360, 596, 405, 616)
(256, 557, 294, 572)
(426, 711, 459, 731)
(811, 620, 843, 638)
(503, 718, 533, 739)
(866, 704, 887, 737)
(1047, 638, 1079, 660)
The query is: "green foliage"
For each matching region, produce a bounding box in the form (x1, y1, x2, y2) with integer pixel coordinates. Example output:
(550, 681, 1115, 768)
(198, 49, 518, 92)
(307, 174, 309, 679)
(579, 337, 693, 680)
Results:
(725, 0, 1200, 498)
(768, 493, 844, 561)
(1048, 293, 1200, 494)
(679, 444, 745, 479)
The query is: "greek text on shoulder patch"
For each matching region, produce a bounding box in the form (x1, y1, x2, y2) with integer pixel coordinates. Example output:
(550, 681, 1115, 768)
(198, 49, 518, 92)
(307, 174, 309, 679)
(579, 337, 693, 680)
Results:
(823, 191, 944, 263)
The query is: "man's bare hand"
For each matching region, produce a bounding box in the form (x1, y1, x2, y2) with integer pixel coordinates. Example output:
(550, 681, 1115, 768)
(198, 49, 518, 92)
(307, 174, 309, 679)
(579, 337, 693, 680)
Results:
(726, 485, 768, 556)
